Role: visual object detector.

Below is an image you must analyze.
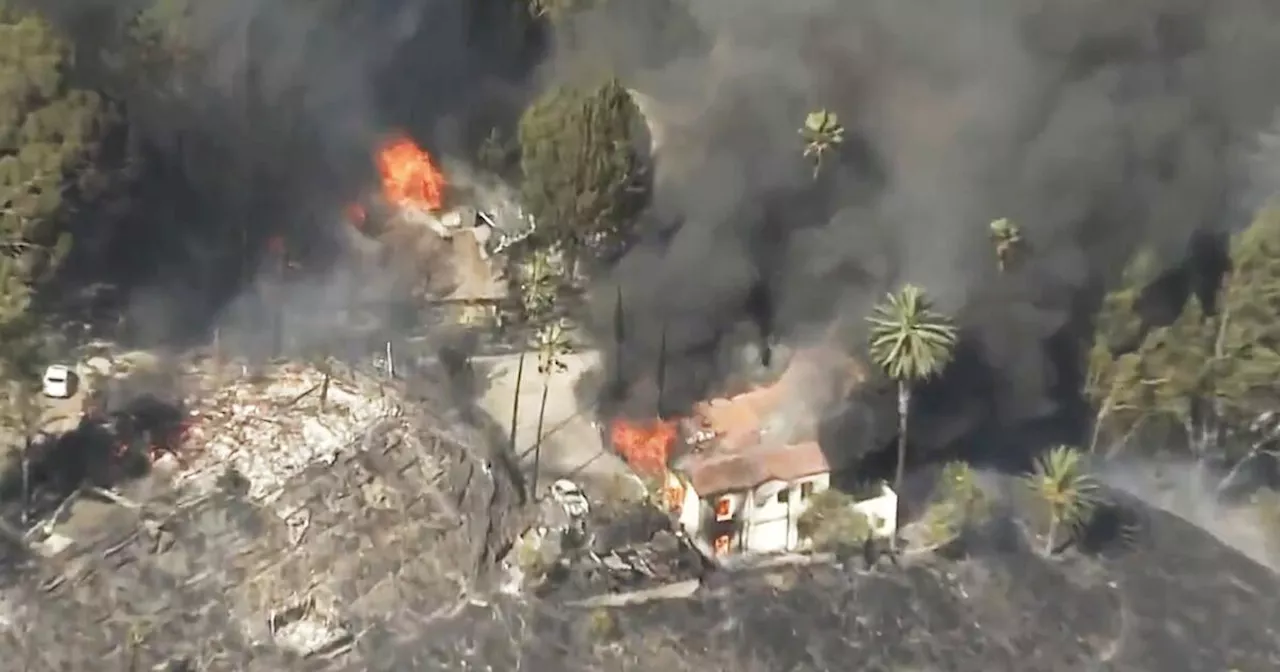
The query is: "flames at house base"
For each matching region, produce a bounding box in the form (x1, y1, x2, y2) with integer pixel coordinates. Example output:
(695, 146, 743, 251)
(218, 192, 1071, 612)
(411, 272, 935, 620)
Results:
(603, 345, 897, 558)
(609, 418, 679, 477)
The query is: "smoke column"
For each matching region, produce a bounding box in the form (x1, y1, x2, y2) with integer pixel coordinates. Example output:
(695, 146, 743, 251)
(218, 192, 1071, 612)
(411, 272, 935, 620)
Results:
(27, 0, 1280, 458)
(565, 0, 1280, 457)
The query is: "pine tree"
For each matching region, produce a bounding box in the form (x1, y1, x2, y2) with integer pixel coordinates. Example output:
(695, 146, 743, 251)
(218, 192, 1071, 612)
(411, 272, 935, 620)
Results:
(518, 78, 649, 267)
(0, 6, 116, 337)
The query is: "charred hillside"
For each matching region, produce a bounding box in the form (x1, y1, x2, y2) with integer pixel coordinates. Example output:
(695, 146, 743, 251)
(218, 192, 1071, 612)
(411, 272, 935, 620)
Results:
(6, 473, 1272, 670)
(406, 498, 1280, 672)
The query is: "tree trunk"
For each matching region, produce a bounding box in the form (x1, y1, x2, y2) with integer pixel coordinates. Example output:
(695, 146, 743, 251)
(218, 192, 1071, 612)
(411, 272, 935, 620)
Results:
(1087, 398, 1110, 455)
(508, 352, 526, 454)
(533, 379, 550, 496)
(1044, 515, 1059, 556)
(891, 382, 910, 553)
(20, 434, 30, 527)
(611, 286, 626, 401)
(319, 369, 330, 410)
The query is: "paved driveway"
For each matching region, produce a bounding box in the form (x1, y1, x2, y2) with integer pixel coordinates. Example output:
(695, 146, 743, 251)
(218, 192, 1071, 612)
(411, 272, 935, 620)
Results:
(470, 349, 637, 494)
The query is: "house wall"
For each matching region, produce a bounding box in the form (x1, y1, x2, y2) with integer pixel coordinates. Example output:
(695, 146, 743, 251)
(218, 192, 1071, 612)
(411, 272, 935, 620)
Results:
(676, 476, 899, 557)
(740, 474, 831, 553)
(852, 484, 898, 538)
(680, 473, 832, 557)
(675, 477, 703, 535)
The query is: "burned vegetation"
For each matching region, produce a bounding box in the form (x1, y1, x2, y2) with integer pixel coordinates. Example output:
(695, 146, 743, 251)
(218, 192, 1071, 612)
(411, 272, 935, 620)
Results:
(0, 359, 530, 671)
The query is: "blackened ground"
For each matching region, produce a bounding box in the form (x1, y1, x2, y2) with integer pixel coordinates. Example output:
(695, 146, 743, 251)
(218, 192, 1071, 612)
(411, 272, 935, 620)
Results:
(0, 396, 189, 527)
(418, 502, 1278, 672)
(1, 375, 1276, 670)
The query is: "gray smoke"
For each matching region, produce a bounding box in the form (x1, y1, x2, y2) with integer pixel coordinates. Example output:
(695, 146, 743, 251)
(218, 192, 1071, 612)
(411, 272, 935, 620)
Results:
(29, 0, 1280, 451)
(25, 0, 532, 352)
(568, 0, 1280, 444)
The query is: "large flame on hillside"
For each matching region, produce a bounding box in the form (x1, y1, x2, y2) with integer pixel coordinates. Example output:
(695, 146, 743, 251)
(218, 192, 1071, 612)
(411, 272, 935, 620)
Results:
(610, 418, 679, 476)
(376, 135, 446, 212)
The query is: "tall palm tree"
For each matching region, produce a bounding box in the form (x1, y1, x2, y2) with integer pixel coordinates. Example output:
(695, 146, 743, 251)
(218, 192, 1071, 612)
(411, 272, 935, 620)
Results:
(1022, 445, 1099, 556)
(532, 319, 573, 494)
(867, 284, 958, 551)
(989, 218, 1023, 273)
(800, 109, 845, 178)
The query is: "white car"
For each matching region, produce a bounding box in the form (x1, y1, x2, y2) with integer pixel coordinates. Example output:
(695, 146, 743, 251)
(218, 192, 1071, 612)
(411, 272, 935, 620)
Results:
(41, 364, 73, 399)
(549, 479, 590, 519)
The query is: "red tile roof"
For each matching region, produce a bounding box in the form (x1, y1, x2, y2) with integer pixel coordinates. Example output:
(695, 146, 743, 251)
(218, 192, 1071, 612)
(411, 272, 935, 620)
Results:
(681, 440, 831, 496)
(674, 346, 865, 495)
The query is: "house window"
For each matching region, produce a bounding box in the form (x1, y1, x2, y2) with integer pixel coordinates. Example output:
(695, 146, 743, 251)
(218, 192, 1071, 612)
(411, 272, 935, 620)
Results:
(800, 482, 815, 499)
(715, 497, 732, 520)
(777, 489, 790, 504)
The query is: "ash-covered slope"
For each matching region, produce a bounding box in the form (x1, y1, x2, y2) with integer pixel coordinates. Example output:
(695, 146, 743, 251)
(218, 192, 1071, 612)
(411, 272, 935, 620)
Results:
(0, 362, 532, 671)
(423, 502, 1280, 672)
(1, 361, 1275, 671)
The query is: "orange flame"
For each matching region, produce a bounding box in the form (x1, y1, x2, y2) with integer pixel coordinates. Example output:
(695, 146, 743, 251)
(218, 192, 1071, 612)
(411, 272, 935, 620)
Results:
(375, 135, 446, 212)
(609, 418, 678, 477)
(661, 472, 686, 513)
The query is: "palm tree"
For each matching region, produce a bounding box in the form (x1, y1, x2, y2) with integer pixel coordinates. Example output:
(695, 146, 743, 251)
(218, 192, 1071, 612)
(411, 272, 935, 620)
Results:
(867, 284, 958, 551)
(532, 319, 573, 494)
(518, 248, 559, 324)
(800, 109, 845, 177)
(989, 218, 1023, 272)
(1022, 445, 1099, 556)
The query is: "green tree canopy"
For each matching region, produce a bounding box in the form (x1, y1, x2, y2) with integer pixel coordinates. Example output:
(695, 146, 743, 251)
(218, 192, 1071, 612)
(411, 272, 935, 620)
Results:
(867, 284, 958, 383)
(867, 283, 957, 552)
(1021, 445, 1099, 556)
(800, 109, 844, 177)
(517, 78, 649, 262)
(1087, 207, 1280, 462)
(0, 5, 118, 374)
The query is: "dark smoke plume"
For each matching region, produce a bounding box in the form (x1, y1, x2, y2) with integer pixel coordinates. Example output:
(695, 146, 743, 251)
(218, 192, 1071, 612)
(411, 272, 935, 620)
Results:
(28, 0, 1280, 462)
(26, 0, 539, 349)
(568, 0, 1280, 461)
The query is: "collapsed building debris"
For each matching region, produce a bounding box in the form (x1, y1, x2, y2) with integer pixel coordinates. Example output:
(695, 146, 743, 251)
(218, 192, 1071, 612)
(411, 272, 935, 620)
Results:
(172, 361, 398, 509)
(0, 361, 530, 669)
(503, 480, 710, 601)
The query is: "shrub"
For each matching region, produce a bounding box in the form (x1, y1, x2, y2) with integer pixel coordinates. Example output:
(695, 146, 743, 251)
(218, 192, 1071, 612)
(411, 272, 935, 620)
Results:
(919, 462, 990, 547)
(797, 488, 872, 552)
(1020, 446, 1100, 556)
(513, 530, 556, 580)
(584, 607, 621, 643)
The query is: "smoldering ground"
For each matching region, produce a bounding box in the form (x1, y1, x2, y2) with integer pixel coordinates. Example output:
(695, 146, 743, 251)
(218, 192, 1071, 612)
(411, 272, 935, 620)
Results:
(563, 0, 1280, 459)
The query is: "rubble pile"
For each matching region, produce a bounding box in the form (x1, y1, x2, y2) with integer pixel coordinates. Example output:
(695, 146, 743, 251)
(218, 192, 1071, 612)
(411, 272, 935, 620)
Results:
(0, 363, 531, 670)
(172, 363, 399, 508)
(503, 485, 709, 600)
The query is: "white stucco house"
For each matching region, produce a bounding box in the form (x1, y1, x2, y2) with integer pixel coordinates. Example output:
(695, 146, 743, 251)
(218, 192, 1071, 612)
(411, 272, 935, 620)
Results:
(667, 444, 897, 558)
(660, 347, 898, 558)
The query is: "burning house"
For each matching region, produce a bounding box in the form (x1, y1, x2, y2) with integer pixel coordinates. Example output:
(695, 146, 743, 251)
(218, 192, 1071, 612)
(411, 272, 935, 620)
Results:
(344, 133, 536, 325)
(610, 345, 898, 558)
